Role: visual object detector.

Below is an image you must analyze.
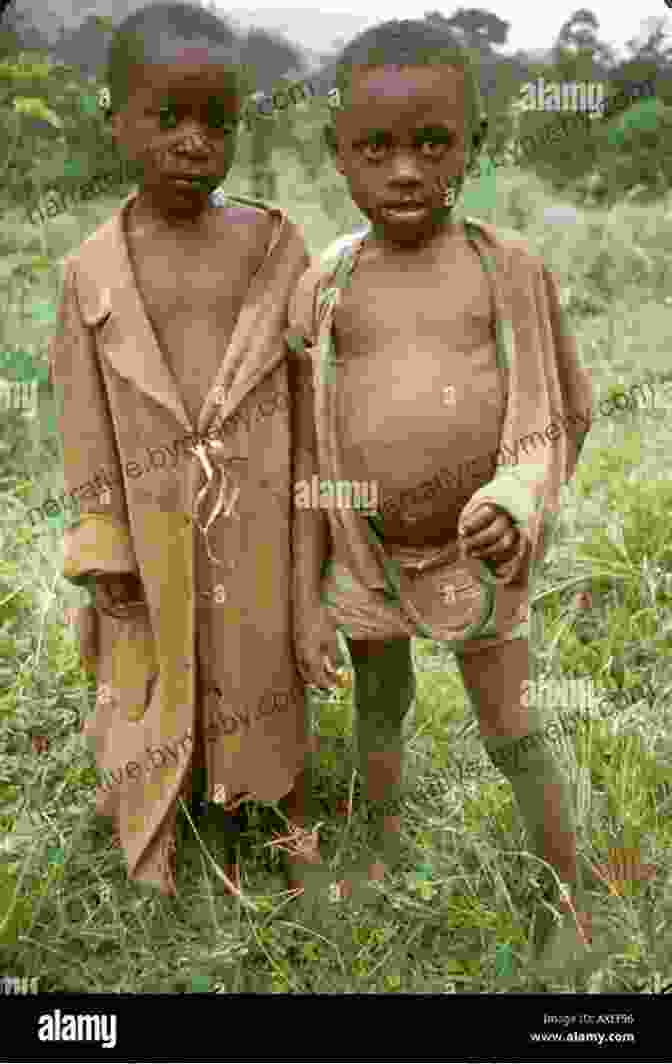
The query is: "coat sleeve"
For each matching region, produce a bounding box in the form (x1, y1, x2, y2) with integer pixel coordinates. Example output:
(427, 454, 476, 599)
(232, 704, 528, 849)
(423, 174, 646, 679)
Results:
(287, 263, 332, 609)
(458, 260, 593, 586)
(542, 264, 593, 481)
(48, 258, 139, 587)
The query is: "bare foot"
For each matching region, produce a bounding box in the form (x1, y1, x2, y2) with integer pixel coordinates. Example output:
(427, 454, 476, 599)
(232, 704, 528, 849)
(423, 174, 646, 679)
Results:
(335, 814, 401, 900)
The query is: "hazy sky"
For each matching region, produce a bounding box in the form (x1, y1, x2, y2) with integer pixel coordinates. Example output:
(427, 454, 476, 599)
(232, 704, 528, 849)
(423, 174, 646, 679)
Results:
(230, 5, 669, 63)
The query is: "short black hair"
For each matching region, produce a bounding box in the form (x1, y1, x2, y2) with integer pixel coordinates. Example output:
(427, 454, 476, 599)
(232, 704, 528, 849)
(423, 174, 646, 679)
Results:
(332, 19, 486, 140)
(106, 2, 243, 114)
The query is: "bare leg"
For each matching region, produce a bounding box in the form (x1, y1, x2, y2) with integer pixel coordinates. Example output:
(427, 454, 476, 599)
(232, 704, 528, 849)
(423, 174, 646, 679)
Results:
(337, 638, 414, 895)
(456, 637, 590, 943)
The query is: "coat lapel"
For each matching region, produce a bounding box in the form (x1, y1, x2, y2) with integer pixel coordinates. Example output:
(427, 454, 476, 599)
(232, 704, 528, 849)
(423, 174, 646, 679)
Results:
(74, 194, 192, 434)
(196, 194, 296, 436)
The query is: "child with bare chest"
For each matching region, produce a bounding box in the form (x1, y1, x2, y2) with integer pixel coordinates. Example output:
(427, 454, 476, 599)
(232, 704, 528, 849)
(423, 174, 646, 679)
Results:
(49, 1, 324, 898)
(289, 18, 595, 957)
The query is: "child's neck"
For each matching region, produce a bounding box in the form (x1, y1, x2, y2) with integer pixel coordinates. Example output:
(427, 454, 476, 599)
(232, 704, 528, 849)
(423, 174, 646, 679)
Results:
(130, 189, 214, 236)
(368, 214, 462, 256)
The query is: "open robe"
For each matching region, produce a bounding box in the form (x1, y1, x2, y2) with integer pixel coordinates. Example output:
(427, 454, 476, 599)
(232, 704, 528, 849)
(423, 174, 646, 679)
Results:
(49, 191, 310, 894)
(287, 218, 593, 645)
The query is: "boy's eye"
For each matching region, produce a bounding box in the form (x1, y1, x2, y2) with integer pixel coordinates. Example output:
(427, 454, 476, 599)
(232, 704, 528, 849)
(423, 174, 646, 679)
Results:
(362, 141, 390, 161)
(419, 138, 449, 159)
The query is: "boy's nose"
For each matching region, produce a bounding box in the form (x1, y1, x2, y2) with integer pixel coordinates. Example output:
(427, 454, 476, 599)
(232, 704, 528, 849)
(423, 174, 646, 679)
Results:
(174, 128, 211, 153)
(387, 152, 424, 185)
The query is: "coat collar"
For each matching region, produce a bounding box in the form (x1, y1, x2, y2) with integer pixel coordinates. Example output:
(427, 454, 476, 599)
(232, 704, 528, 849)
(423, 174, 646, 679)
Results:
(72, 189, 292, 434)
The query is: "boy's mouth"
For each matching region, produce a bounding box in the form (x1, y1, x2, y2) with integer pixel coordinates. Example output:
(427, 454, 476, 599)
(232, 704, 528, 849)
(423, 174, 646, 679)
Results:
(379, 202, 430, 223)
(165, 172, 219, 192)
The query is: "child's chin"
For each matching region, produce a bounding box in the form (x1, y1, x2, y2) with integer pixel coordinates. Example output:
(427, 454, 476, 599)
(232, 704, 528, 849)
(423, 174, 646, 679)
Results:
(369, 203, 453, 241)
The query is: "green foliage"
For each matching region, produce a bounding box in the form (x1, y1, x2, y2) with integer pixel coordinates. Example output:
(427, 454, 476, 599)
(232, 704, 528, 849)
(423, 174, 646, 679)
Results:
(0, 49, 122, 221)
(596, 98, 672, 202)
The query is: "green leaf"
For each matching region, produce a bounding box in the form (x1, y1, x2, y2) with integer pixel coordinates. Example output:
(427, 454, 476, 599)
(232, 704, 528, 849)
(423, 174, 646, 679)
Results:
(13, 96, 63, 129)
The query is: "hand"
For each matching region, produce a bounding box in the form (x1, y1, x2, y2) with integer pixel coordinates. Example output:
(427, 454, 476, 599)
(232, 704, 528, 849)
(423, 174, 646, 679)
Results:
(93, 573, 145, 614)
(458, 504, 521, 564)
(294, 599, 343, 692)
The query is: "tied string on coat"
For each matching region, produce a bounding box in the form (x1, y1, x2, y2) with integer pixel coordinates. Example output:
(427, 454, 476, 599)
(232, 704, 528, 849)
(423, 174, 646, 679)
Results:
(189, 437, 248, 591)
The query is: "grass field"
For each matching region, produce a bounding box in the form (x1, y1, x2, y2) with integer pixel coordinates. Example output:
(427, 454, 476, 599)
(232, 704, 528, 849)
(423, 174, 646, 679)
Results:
(1, 150, 671, 995)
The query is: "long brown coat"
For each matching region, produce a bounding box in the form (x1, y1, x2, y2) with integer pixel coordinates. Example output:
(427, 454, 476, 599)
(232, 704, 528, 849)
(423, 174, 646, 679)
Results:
(48, 191, 310, 894)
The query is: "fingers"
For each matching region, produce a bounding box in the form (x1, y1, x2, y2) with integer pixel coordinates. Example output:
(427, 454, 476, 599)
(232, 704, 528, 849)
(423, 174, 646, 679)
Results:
(94, 574, 143, 610)
(296, 648, 342, 693)
(458, 505, 496, 539)
(296, 654, 329, 691)
(476, 527, 519, 560)
(460, 506, 519, 559)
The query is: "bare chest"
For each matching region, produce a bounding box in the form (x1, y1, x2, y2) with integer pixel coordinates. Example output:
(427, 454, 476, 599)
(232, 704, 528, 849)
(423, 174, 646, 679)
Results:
(330, 239, 505, 534)
(131, 241, 260, 425)
(334, 240, 495, 369)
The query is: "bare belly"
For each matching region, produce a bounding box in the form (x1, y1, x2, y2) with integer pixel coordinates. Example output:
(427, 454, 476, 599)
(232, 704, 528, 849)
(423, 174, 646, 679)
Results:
(336, 339, 506, 546)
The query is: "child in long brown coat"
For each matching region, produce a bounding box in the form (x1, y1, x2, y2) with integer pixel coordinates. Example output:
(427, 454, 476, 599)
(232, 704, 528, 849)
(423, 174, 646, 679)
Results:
(289, 18, 594, 952)
(48, 1, 323, 897)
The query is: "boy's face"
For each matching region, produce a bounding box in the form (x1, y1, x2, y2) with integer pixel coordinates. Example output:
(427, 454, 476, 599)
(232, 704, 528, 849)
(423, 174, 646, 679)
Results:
(331, 64, 473, 245)
(111, 59, 241, 217)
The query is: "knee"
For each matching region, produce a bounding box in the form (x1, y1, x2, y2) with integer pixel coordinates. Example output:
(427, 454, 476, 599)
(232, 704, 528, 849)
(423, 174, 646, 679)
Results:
(350, 638, 415, 718)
